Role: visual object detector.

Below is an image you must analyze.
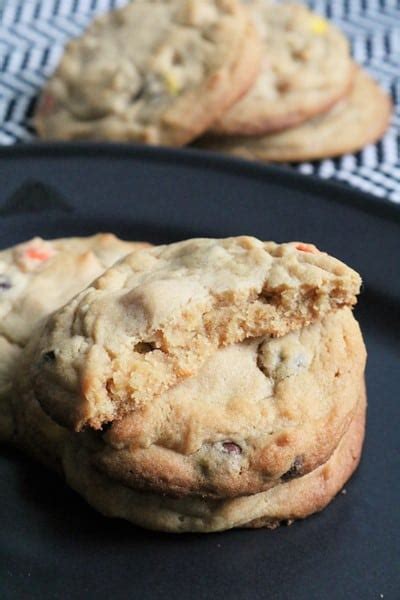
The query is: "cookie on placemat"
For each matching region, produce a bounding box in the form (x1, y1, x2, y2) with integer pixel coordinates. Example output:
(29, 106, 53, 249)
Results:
(75, 308, 366, 499)
(20, 237, 361, 432)
(210, 1, 354, 136)
(201, 69, 392, 162)
(34, 0, 261, 146)
(0, 234, 148, 451)
(62, 385, 366, 533)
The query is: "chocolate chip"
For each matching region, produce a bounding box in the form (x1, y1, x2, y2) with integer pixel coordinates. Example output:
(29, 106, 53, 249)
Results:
(42, 350, 56, 363)
(281, 456, 304, 481)
(0, 275, 12, 291)
(134, 341, 156, 354)
(221, 441, 242, 455)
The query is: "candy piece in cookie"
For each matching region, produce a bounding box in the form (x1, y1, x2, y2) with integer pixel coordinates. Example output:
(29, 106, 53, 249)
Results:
(13, 238, 57, 271)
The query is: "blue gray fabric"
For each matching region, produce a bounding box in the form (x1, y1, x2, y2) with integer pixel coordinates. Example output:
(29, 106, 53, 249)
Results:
(0, 0, 399, 202)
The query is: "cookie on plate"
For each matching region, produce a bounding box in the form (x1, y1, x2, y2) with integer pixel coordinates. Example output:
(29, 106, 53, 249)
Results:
(0, 234, 149, 450)
(34, 0, 262, 146)
(19, 237, 361, 431)
(62, 383, 366, 532)
(201, 69, 392, 161)
(210, 1, 354, 136)
(74, 308, 366, 498)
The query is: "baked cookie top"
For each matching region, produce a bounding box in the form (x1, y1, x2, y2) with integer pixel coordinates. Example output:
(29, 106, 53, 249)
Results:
(0, 234, 148, 399)
(34, 0, 261, 145)
(202, 69, 392, 161)
(87, 309, 366, 498)
(210, 1, 354, 136)
(21, 236, 361, 431)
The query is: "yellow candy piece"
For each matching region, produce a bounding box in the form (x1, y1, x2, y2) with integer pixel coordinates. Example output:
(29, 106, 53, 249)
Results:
(309, 15, 328, 35)
(163, 72, 181, 96)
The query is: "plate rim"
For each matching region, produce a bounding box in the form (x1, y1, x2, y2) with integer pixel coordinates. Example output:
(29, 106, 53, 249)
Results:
(1, 141, 399, 225)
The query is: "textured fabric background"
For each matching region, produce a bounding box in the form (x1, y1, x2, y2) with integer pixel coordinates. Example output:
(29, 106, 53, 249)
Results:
(0, 0, 399, 203)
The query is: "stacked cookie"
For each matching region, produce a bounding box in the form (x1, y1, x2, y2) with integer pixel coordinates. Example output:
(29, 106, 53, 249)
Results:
(3, 236, 367, 532)
(198, 1, 392, 160)
(34, 0, 391, 161)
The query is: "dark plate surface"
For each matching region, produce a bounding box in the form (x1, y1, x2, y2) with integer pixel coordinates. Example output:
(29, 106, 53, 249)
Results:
(0, 144, 399, 600)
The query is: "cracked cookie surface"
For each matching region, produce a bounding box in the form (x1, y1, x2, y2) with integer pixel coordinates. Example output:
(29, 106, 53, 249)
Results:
(34, 0, 261, 145)
(20, 237, 362, 431)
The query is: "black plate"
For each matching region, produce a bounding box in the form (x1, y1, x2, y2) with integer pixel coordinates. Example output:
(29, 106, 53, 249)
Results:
(1, 144, 399, 600)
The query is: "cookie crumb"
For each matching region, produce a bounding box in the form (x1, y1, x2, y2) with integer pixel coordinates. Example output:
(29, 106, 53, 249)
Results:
(341, 488, 347, 495)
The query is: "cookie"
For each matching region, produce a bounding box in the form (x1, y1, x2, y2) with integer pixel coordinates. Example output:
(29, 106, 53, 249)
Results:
(0, 234, 149, 444)
(20, 237, 361, 431)
(77, 308, 366, 498)
(0, 337, 20, 442)
(201, 69, 392, 162)
(62, 384, 366, 533)
(210, 1, 354, 136)
(34, 0, 262, 146)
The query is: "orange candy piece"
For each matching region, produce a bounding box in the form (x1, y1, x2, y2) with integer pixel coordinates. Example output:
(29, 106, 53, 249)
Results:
(14, 239, 57, 271)
(24, 247, 53, 262)
(295, 243, 319, 254)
